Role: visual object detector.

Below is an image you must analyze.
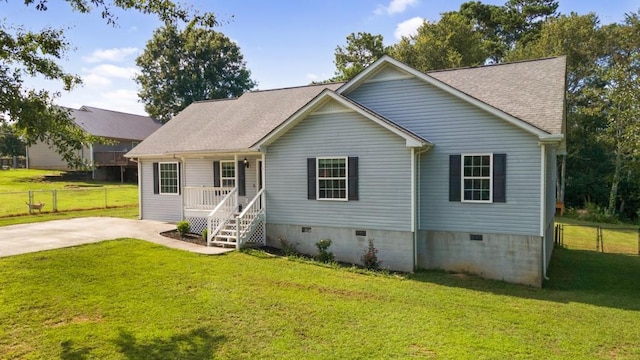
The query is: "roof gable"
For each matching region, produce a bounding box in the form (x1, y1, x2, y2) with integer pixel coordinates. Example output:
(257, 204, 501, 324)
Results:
(256, 90, 431, 149)
(337, 55, 566, 139)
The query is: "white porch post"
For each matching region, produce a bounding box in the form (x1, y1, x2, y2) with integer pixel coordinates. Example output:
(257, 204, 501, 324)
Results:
(234, 154, 239, 211)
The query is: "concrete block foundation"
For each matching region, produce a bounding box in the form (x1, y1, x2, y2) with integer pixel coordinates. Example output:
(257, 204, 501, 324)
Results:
(417, 230, 543, 287)
(266, 223, 414, 272)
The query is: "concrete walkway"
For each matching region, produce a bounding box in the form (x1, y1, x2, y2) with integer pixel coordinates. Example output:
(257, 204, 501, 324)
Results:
(0, 217, 234, 258)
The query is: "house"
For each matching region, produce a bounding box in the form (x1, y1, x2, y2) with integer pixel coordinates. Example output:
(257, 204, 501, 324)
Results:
(27, 106, 161, 182)
(126, 56, 566, 287)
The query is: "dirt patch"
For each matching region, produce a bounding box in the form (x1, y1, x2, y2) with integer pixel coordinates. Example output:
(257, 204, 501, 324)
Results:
(160, 230, 207, 246)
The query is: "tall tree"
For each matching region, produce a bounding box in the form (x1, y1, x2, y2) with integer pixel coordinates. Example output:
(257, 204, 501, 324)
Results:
(588, 14, 640, 215)
(390, 12, 489, 72)
(1, 1, 215, 167)
(0, 123, 25, 157)
(332, 32, 389, 81)
(459, 0, 559, 61)
(136, 23, 256, 123)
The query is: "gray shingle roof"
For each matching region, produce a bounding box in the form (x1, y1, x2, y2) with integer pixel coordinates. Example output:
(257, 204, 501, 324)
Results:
(427, 56, 566, 135)
(72, 106, 161, 140)
(127, 56, 566, 157)
(126, 83, 343, 157)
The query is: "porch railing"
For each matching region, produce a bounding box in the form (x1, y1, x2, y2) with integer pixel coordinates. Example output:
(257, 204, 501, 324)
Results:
(206, 187, 237, 246)
(93, 151, 133, 166)
(237, 188, 266, 249)
(184, 187, 234, 210)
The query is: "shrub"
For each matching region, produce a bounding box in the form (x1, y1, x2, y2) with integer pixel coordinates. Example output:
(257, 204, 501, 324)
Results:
(279, 237, 298, 257)
(315, 239, 334, 263)
(580, 203, 618, 224)
(361, 239, 381, 270)
(176, 221, 190, 236)
(201, 228, 208, 240)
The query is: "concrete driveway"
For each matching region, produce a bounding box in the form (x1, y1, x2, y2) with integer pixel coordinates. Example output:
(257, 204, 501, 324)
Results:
(0, 217, 233, 257)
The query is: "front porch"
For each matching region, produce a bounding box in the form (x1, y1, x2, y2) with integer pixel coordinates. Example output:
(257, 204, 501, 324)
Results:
(181, 154, 265, 249)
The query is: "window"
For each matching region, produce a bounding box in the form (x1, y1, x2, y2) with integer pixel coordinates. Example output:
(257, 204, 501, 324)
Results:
(159, 162, 179, 194)
(317, 157, 347, 200)
(462, 154, 492, 202)
(131, 141, 139, 148)
(220, 161, 235, 187)
(449, 153, 506, 203)
(307, 157, 358, 201)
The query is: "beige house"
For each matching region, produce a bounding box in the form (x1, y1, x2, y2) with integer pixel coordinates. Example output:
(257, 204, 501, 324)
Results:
(27, 106, 161, 182)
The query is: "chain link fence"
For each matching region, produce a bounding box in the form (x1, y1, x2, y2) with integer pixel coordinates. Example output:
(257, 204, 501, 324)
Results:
(555, 223, 640, 255)
(0, 187, 138, 217)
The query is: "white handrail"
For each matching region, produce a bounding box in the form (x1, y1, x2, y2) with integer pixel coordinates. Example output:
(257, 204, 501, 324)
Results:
(237, 188, 264, 218)
(236, 189, 265, 248)
(207, 187, 237, 245)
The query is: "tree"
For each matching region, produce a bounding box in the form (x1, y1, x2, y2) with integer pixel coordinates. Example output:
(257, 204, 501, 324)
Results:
(1, 1, 215, 167)
(136, 23, 256, 123)
(0, 123, 25, 157)
(332, 32, 389, 82)
(458, 0, 559, 61)
(587, 14, 640, 215)
(390, 12, 489, 72)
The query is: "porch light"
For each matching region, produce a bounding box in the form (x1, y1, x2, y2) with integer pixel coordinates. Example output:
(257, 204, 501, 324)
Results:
(243, 157, 250, 168)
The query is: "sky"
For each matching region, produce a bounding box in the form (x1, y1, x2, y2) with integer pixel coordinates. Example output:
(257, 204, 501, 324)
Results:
(3, 0, 639, 116)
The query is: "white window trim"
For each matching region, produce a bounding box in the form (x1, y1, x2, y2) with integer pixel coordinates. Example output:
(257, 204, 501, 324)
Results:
(220, 160, 236, 188)
(158, 161, 179, 195)
(316, 156, 348, 201)
(461, 153, 493, 203)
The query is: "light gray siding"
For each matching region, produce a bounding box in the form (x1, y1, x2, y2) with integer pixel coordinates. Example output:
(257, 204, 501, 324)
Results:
(140, 158, 183, 222)
(184, 155, 261, 206)
(266, 104, 412, 231)
(348, 78, 542, 236)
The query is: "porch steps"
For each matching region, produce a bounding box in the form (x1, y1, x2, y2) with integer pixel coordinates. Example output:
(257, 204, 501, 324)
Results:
(210, 217, 238, 248)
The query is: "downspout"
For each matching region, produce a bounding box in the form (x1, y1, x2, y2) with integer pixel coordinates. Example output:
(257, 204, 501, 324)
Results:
(25, 145, 29, 169)
(540, 143, 549, 280)
(411, 148, 416, 270)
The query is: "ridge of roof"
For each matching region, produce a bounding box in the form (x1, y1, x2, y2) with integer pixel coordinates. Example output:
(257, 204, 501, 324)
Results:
(78, 105, 152, 119)
(425, 56, 566, 74)
(247, 82, 345, 94)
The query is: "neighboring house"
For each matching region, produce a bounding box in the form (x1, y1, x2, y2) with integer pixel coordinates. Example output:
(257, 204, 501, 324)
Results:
(27, 106, 161, 182)
(126, 56, 566, 287)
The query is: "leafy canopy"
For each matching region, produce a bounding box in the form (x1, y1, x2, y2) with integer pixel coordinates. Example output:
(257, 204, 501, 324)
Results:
(135, 23, 256, 123)
(1, 0, 215, 168)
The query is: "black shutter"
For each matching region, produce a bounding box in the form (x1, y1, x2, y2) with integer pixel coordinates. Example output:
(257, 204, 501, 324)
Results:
(177, 162, 181, 195)
(493, 154, 506, 203)
(348, 157, 359, 201)
(238, 160, 246, 196)
(307, 158, 316, 200)
(449, 155, 461, 202)
(213, 161, 220, 187)
(153, 162, 159, 194)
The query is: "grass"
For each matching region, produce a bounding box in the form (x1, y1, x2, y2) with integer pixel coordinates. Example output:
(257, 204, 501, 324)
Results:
(0, 240, 639, 359)
(0, 206, 138, 227)
(557, 216, 639, 255)
(0, 169, 138, 217)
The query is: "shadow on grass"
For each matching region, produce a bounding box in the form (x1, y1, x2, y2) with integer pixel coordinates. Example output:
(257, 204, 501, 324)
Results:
(113, 327, 225, 359)
(60, 340, 91, 360)
(410, 247, 640, 312)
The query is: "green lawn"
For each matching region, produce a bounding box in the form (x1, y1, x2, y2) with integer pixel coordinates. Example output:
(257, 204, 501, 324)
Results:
(0, 240, 638, 359)
(0, 169, 138, 217)
(557, 216, 639, 255)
